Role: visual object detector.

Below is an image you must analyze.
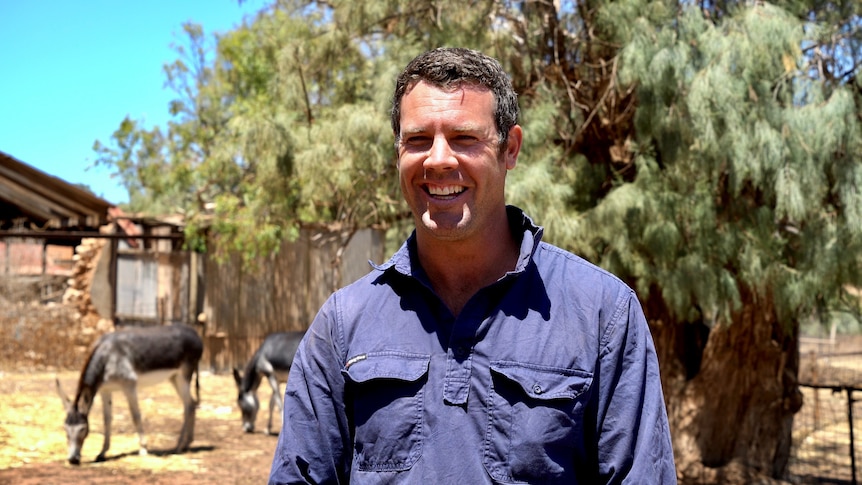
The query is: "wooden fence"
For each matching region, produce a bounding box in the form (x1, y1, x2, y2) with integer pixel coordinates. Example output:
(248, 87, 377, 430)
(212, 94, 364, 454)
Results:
(200, 226, 385, 371)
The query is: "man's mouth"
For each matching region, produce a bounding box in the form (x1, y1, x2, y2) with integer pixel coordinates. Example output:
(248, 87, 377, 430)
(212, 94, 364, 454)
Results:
(426, 185, 465, 198)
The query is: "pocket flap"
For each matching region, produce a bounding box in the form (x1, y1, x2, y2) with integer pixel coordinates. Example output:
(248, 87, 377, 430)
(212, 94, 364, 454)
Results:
(343, 351, 430, 384)
(491, 361, 592, 401)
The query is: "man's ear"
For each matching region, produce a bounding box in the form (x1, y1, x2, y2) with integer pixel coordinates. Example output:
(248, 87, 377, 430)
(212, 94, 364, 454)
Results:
(394, 136, 401, 168)
(504, 125, 522, 170)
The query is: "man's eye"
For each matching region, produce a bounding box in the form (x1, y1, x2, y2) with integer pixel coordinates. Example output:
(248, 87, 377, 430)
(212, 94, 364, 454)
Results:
(404, 136, 431, 146)
(402, 138, 433, 152)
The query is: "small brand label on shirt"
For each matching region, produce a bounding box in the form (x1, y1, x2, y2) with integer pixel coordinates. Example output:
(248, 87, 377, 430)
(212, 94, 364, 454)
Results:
(345, 354, 367, 369)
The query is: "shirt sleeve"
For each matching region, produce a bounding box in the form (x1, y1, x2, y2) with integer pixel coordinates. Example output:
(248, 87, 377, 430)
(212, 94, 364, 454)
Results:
(269, 295, 351, 485)
(595, 290, 677, 484)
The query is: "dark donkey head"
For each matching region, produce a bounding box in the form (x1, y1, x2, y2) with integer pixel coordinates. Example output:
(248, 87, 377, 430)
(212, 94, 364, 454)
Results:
(232, 331, 303, 433)
(233, 366, 261, 433)
(56, 379, 94, 465)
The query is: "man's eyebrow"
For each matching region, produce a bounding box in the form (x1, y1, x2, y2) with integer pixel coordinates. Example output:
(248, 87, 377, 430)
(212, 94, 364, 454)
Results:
(401, 124, 485, 135)
(451, 125, 483, 133)
(400, 127, 427, 136)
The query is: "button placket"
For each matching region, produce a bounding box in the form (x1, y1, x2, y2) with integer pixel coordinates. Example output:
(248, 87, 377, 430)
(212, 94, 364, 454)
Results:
(442, 311, 484, 405)
(454, 346, 468, 359)
(442, 348, 472, 405)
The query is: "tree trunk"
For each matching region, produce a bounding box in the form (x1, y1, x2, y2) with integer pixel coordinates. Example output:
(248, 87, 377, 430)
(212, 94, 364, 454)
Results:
(649, 285, 803, 483)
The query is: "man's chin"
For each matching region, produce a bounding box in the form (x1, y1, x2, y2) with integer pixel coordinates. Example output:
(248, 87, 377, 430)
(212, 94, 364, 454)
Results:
(420, 213, 469, 240)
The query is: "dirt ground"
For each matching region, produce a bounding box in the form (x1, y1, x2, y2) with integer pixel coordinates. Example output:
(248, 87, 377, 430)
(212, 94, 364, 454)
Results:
(0, 302, 280, 485)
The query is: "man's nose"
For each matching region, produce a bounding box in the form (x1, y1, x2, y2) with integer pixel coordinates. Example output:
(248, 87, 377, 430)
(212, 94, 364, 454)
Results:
(424, 136, 458, 170)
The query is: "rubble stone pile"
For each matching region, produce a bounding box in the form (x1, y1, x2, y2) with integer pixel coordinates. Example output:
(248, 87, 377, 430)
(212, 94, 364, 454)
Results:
(62, 237, 114, 335)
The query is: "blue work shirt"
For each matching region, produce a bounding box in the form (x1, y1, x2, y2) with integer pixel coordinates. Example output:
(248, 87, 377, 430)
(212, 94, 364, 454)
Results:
(269, 207, 677, 484)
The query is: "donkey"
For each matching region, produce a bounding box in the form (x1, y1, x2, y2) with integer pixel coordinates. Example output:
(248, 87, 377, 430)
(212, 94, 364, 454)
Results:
(55, 323, 203, 465)
(232, 331, 304, 434)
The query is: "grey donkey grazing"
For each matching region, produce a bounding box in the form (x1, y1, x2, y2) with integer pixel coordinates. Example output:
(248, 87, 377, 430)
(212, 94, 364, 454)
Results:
(233, 331, 304, 434)
(56, 324, 203, 464)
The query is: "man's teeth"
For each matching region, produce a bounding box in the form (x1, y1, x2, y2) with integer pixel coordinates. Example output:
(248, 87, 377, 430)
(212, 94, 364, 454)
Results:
(428, 185, 464, 196)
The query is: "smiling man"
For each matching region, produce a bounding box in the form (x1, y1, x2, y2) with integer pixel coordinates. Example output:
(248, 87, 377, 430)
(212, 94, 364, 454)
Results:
(269, 47, 677, 484)
(395, 72, 521, 317)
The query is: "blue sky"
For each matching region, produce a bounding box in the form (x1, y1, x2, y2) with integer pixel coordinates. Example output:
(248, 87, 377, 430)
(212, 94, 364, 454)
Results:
(0, 1, 269, 205)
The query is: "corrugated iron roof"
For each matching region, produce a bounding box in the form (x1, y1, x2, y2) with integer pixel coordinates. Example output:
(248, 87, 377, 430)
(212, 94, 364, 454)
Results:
(0, 150, 114, 230)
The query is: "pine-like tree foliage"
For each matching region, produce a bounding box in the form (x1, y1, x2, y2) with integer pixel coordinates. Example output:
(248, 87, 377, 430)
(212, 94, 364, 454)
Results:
(597, 1, 862, 330)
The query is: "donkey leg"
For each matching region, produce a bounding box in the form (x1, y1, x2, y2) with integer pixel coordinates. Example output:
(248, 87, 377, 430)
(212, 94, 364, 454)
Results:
(122, 384, 148, 456)
(266, 374, 283, 435)
(268, 392, 277, 435)
(171, 373, 196, 452)
(96, 391, 113, 462)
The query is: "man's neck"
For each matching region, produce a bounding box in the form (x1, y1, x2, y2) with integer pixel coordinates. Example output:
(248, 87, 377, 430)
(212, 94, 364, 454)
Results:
(416, 223, 519, 317)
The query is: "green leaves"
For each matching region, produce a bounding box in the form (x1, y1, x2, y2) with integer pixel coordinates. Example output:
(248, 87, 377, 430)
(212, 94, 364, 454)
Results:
(592, 1, 862, 327)
(91, 0, 861, 324)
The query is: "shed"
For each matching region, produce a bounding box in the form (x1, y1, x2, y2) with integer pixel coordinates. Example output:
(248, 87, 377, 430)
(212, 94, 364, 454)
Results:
(0, 150, 113, 233)
(0, 150, 114, 300)
(0, 151, 190, 326)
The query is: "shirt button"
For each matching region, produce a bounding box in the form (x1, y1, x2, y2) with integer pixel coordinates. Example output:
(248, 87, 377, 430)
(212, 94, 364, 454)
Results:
(533, 384, 543, 394)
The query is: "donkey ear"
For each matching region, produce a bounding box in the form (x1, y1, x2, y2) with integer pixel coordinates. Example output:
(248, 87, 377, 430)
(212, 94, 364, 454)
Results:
(232, 367, 243, 386)
(55, 378, 73, 413)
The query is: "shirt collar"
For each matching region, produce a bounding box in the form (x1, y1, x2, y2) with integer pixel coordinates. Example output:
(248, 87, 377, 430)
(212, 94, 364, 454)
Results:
(371, 205, 544, 279)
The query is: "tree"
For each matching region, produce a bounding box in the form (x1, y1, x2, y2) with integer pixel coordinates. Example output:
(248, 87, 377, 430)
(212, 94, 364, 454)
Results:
(551, 0, 862, 481)
(95, 4, 407, 263)
(93, 0, 862, 480)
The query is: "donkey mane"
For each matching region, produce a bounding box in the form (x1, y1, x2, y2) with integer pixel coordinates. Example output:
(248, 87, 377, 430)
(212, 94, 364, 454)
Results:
(73, 334, 111, 409)
(240, 346, 266, 392)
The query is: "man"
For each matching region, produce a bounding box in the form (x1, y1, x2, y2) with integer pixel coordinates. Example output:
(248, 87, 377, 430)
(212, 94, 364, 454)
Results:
(269, 47, 676, 484)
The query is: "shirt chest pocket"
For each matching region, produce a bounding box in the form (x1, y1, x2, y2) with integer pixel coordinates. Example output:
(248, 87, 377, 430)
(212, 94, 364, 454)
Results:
(342, 351, 429, 472)
(485, 361, 593, 484)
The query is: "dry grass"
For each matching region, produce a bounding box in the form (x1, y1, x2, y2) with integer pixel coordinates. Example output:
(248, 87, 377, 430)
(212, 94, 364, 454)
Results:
(0, 292, 281, 485)
(0, 370, 281, 484)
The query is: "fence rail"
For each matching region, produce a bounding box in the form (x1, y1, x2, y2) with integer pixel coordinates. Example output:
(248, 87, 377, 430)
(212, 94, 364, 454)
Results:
(790, 341, 862, 484)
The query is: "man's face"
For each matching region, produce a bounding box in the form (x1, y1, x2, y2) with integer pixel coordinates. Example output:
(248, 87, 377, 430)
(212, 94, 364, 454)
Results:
(397, 81, 520, 243)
